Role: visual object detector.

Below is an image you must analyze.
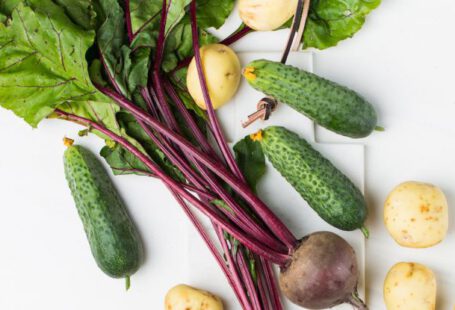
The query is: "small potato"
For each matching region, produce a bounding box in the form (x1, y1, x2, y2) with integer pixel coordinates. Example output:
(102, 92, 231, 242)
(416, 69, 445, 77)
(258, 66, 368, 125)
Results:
(239, 0, 298, 31)
(165, 284, 223, 310)
(384, 262, 436, 310)
(187, 44, 241, 110)
(384, 181, 448, 248)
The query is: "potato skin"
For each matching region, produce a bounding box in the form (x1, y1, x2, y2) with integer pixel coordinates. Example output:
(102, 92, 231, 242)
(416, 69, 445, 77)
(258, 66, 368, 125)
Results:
(164, 284, 223, 310)
(384, 181, 449, 248)
(187, 44, 241, 110)
(279, 232, 359, 309)
(239, 0, 298, 31)
(384, 262, 436, 310)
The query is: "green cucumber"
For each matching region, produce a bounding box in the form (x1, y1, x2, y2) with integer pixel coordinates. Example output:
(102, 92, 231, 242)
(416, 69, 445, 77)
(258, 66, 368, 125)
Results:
(243, 59, 377, 138)
(253, 127, 367, 232)
(64, 140, 143, 287)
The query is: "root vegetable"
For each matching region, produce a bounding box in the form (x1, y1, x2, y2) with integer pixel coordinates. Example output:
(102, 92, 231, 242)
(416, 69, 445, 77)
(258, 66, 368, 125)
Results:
(239, 0, 298, 31)
(187, 44, 241, 110)
(384, 262, 436, 310)
(384, 181, 449, 248)
(279, 231, 365, 309)
(165, 284, 224, 310)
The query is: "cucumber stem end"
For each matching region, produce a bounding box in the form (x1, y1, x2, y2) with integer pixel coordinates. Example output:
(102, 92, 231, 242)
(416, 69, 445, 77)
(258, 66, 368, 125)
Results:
(243, 67, 257, 81)
(360, 226, 370, 239)
(63, 137, 74, 147)
(250, 130, 263, 142)
(125, 276, 131, 291)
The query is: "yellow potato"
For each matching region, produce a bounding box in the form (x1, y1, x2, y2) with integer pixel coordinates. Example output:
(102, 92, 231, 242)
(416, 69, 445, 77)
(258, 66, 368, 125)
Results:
(384, 262, 436, 310)
(239, 0, 298, 31)
(186, 44, 241, 110)
(384, 181, 448, 248)
(164, 284, 224, 310)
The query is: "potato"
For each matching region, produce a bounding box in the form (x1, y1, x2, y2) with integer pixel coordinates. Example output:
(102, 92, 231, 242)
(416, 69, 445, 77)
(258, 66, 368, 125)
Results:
(164, 284, 223, 310)
(187, 44, 241, 110)
(384, 262, 436, 310)
(384, 181, 449, 248)
(239, 0, 298, 31)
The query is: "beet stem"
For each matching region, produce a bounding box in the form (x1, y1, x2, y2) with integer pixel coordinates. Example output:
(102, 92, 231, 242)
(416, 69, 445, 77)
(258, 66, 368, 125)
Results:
(141, 82, 271, 308)
(170, 191, 240, 297)
(189, 1, 245, 182)
(153, 0, 171, 73)
(142, 80, 283, 249)
(215, 226, 252, 310)
(237, 250, 262, 309)
(55, 109, 289, 265)
(124, 0, 134, 43)
(256, 264, 271, 310)
(262, 257, 284, 310)
(221, 24, 253, 46)
(96, 10, 288, 306)
(163, 78, 215, 157)
(98, 86, 297, 250)
(193, 160, 287, 251)
(138, 120, 208, 189)
(137, 114, 269, 245)
(111, 166, 216, 200)
(98, 50, 124, 95)
(280, 0, 308, 63)
(151, 72, 181, 132)
(171, 25, 252, 73)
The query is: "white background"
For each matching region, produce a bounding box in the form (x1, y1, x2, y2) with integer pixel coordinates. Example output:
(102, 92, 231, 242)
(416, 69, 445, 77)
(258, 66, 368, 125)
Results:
(1, 0, 455, 309)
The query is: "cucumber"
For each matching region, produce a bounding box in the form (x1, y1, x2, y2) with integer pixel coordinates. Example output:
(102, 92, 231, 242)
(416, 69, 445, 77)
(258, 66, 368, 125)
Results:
(243, 59, 377, 138)
(64, 140, 143, 287)
(253, 127, 367, 232)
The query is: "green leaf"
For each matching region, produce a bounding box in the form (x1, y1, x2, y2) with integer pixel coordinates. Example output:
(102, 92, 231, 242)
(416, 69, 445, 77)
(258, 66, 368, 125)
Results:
(303, 0, 381, 49)
(130, 0, 191, 37)
(88, 59, 108, 87)
(0, 2, 107, 127)
(173, 86, 207, 120)
(116, 112, 185, 182)
(0, 0, 20, 16)
(100, 143, 152, 176)
(163, 24, 217, 118)
(248, 252, 257, 283)
(129, 0, 225, 72)
(53, 0, 98, 30)
(129, 0, 160, 35)
(57, 99, 121, 139)
(211, 199, 233, 213)
(162, 23, 218, 72)
(127, 48, 150, 93)
(95, 0, 130, 96)
(233, 135, 266, 192)
(189, 0, 236, 29)
(1, 0, 97, 29)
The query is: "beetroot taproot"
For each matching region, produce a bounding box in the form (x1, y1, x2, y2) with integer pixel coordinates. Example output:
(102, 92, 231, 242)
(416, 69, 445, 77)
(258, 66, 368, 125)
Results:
(280, 232, 367, 309)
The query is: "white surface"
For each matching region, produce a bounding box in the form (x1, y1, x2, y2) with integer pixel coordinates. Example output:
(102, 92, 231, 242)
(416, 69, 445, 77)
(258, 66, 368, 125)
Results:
(1, 0, 455, 309)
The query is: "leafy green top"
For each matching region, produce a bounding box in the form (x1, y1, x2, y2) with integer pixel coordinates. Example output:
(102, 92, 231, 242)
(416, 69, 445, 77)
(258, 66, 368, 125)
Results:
(0, 2, 110, 127)
(233, 135, 266, 192)
(303, 0, 381, 49)
(0, 0, 234, 180)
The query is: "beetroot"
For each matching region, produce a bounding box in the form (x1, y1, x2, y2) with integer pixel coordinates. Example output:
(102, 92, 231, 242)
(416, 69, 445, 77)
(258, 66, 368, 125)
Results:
(280, 232, 367, 309)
